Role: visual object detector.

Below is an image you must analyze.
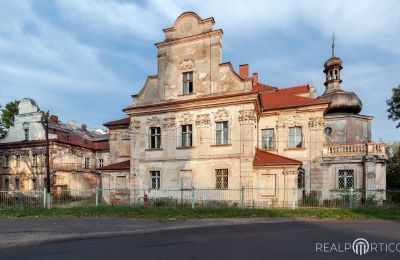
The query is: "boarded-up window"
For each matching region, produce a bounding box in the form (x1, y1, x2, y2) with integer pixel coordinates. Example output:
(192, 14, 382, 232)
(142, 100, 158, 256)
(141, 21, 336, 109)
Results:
(260, 174, 276, 197)
(180, 170, 192, 190)
(116, 176, 126, 190)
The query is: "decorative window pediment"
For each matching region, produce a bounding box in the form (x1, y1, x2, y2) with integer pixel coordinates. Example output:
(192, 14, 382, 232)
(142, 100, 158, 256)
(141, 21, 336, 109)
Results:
(213, 108, 229, 121)
(238, 110, 257, 125)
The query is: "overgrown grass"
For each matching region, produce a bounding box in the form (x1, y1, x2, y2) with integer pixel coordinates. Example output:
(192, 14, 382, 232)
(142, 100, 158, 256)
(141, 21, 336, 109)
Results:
(0, 206, 400, 220)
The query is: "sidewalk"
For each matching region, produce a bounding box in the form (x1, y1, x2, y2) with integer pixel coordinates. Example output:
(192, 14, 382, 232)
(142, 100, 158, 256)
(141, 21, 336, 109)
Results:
(0, 217, 294, 249)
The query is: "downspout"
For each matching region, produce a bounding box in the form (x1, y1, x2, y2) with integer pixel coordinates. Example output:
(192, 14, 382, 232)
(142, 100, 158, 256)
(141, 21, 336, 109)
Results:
(362, 142, 368, 204)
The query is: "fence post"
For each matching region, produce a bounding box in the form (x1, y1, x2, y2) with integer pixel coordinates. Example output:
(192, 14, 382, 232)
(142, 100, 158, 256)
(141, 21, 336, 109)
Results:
(46, 192, 51, 209)
(95, 187, 99, 207)
(240, 186, 244, 209)
(292, 187, 296, 209)
(43, 187, 47, 208)
(349, 187, 354, 209)
(191, 187, 195, 209)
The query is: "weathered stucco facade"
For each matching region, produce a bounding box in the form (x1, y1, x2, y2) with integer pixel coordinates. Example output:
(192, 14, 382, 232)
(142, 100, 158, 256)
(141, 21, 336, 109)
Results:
(102, 12, 387, 206)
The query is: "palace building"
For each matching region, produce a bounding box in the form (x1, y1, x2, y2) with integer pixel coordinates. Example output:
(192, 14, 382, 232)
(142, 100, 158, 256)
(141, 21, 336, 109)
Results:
(100, 12, 387, 205)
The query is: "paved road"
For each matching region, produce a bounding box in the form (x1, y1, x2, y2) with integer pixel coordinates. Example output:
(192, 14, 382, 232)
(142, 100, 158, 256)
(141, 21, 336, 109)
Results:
(1, 220, 399, 259)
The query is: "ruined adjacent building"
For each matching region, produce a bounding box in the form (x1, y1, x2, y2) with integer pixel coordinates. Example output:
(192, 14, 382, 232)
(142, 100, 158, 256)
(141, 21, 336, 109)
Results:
(0, 98, 109, 192)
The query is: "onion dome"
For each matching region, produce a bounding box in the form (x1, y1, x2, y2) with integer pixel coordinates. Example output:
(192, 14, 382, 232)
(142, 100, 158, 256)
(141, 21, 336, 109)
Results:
(319, 34, 362, 114)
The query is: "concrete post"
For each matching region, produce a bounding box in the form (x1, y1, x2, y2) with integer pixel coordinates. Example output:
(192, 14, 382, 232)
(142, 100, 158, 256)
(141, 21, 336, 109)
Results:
(43, 187, 47, 208)
(349, 188, 354, 210)
(46, 192, 51, 209)
(292, 187, 296, 209)
(95, 187, 99, 207)
(191, 187, 195, 209)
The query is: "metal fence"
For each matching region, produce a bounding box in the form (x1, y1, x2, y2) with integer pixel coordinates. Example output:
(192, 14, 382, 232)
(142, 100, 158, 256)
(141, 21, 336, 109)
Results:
(0, 188, 399, 209)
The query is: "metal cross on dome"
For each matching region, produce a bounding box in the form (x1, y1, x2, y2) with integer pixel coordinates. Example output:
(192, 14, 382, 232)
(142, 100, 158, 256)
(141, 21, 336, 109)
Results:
(331, 33, 336, 57)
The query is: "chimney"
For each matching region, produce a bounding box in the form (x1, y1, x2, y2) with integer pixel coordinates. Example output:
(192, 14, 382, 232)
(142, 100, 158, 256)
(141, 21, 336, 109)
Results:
(239, 64, 249, 79)
(50, 115, 58, 123)
(81, 124, 87, 131)
(252, 73, 259, 85)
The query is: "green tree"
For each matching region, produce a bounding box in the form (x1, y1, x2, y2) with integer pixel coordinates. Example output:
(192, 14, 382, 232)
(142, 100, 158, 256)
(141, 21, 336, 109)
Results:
(0, 100, 50, 138)
(387, 85, 400, 128)
(387, 142, 400, 189)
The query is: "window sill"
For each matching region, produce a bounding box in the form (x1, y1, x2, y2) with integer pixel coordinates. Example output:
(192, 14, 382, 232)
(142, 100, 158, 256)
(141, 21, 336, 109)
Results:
(178, 93, 196, 97)
(260, 148, 277, 152)
(145, 148, 163, 151)
(284, 147, 306, 151)
(211, 144, 232, 147)
(176, 146, 196, 150)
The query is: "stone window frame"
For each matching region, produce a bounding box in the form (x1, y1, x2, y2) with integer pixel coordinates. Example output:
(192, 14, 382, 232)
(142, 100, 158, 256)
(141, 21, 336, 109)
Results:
(288, 126, 303, 148)
(261, 128, 275, 150)
(14, 177, 20, 191)
(337, 169, 355, 189)
(3, 154, 9, 168)
(215, 121, 229, 145)
(16, 154, 21, 168)
(215, 169, 229, 190)
(182, 71, 194, 95)
(84, 157, 90, 169)
(149, 126, 162, 149)
(150, 171, 161, 190)
(180, 124, 193, 148)
(98, 158, 104, 168)
(32, 153, 38, 167)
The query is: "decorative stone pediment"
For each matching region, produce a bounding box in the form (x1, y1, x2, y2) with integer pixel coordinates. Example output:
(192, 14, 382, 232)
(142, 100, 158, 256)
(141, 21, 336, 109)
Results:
(308, 117, 325, 131)
(276, 114, 305, 131)
(196, 114, 211, 127)
(162, 118, 176, 130)
(178, 59, 194, 71)
(238, 110, 257, 125)
(179, 112, 194, 125)
(213, 108, 229, 121)
(146, 116, 161, 127)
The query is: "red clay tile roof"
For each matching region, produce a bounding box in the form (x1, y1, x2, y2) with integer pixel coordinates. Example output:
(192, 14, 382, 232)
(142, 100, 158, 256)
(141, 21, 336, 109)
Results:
(104, 117, 130, 126)
(261, 91, 329, 111)
(98, 160, 130, 171)
(276, 85, 310, 95)
(52, 130, 109, 151)
(252, 83, 278, 92)
(253, 149, 302, 166)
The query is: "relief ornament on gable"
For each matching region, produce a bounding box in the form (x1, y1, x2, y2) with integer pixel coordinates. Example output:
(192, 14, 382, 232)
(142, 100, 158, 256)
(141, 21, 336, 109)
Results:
(178, 59, 195, 71)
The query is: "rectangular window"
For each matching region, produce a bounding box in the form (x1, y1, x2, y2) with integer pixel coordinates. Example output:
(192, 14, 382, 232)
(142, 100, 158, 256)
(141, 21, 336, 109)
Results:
(84, 157, 90, 169)
(4, 179, 9, 191)
(24, 129, 29, 141)
(288, 127, 303, 148)
(32, 178, 37, 190)
(215, 121, 229, 145)
(261, 129, 275, 149)
(32, 154, 37, 167)
(216, 169, 228, 189)
(15, 178, 20, 191)
(150, 171, 160, 190)
(149, 127, 161, 149)
(182, 72, 193, 95)
(338, 170, 354, 189)
(98, 158, 104, 168)
(16, 155, 21, 167)
(3, 155, 9, 168)
(181, 124, 193, 147)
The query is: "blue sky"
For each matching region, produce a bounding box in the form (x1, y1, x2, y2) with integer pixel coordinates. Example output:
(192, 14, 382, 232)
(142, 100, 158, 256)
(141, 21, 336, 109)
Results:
(0, 0, 399, 141)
